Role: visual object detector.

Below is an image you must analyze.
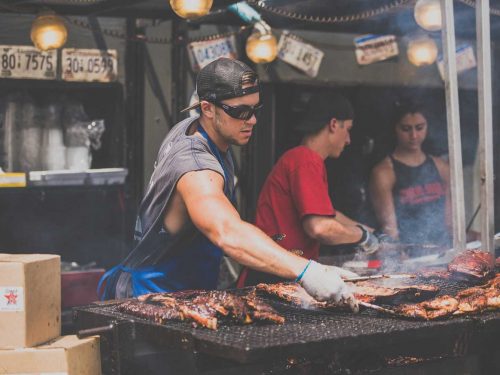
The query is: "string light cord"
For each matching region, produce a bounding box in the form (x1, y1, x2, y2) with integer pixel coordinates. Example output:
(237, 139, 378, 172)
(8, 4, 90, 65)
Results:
(457, 0, 500, 17)
(246, 0, 414, 24)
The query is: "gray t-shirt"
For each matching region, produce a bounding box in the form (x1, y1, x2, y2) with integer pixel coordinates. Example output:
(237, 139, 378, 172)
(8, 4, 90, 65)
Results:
(115, 116, 235, 297)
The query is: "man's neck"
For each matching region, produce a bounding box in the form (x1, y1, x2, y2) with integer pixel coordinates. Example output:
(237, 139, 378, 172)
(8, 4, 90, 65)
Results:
(198, 118, 229, 152)
(302, 134, 329, 160)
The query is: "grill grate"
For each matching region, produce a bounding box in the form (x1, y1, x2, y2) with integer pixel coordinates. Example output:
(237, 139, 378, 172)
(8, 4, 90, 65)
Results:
(74, 278, 500, 363)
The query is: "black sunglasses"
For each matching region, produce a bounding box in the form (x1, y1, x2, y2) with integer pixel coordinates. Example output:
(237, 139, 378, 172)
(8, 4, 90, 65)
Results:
(213, 101, 263, 120)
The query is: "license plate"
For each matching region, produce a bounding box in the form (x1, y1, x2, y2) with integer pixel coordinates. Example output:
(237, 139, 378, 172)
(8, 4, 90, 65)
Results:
(0, 45, 57, 80)
(62, 48, 118, 82)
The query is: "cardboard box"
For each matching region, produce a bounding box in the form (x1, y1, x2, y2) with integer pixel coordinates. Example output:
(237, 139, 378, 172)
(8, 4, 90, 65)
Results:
(61, 269, 105, 309)
(0, 335, 101, 374)
(0, 254, 61, 348)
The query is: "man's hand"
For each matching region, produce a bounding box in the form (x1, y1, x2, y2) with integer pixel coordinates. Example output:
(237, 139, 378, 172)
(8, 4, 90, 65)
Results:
(300, 261, 359, 312)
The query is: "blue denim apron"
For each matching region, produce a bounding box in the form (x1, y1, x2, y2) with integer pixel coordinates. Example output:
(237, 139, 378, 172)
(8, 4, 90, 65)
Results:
(98, 124, 233, 299)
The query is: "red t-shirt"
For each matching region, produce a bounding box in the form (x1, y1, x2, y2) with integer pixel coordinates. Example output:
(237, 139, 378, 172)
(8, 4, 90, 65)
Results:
(256, 145, 336, 260)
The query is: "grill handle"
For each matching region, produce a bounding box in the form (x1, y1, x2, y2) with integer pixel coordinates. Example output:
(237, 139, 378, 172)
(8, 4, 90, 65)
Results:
(78, 323, 114, 338)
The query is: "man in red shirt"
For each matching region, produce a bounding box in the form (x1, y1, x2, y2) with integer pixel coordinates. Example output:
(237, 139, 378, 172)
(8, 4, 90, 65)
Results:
(239, 92, 381, 286)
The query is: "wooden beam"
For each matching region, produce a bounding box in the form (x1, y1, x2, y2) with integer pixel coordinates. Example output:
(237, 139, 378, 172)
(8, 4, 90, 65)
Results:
(441, 0, 466, 251)
(476, 0, 495, 254)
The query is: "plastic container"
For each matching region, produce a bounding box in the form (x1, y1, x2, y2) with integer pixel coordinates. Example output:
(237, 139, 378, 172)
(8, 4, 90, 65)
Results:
(29, 170, 87, 186)
(85, 168, 128, 185)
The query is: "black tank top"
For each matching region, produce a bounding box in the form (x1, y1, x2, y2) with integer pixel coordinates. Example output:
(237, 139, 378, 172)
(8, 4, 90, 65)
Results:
(390, 154, 450, 246)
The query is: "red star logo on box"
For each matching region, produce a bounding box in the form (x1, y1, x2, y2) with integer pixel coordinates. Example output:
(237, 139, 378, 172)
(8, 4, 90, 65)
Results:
(4, 290, 18, 305)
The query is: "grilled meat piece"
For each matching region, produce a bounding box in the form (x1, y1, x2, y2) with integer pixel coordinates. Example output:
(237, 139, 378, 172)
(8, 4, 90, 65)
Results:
(395, 303, 429, 319)
(193, 291, 251, 323)
(256, 282, 332, 309)
(485, 288, 500, 308)
(350, 281, 438, 302)
(177, 300, 219, 329)
(244, 291, 285, 324)
(118, 300, 182, 323)
(448, 250, 495, 280)
(483, 274, 500, 290)
(354, 294, 377, 303)
(454, 293, 488, 315)
(420, 295, 459, 319)
(121, 289, 285, 330)
(417, 269, 452, 280)
(395, 295, 459, 320)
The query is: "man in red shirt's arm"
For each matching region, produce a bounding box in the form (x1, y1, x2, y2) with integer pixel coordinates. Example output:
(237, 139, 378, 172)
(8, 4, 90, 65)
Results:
(239, 92, 382, 287)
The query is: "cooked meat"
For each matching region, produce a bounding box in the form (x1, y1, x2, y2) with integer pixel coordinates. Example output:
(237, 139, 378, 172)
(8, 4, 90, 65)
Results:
(454, 293, 488, 315)
(395, 303, 429, 319)
(456, 287, 485, 298)
(448, 250, 495, 280)
(416, 269, 452, 280)
(484, 288, 500, 308)
(256, 282, 332, 309)
(395, 295, 459, 320)
(118, 300, 182, 323)
(354, 294, 377, 304)
(420, 295, 459, 319)
(193, 291, 250, 323)
(244, 291, 285, 324)
(120, 289, 285, 330)
(483, 274, 500, 290)
(350, 281, 438, 302)
(351, 282, 399, 297)
(177, 300, 219, 329)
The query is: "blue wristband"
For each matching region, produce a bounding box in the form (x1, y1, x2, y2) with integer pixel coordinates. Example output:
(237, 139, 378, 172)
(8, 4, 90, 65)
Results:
(295, 259, 312, 282)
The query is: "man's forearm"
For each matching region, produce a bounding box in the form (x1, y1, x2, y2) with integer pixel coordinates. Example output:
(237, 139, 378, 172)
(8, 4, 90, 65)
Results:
(213, 219, 308, 280)
(303, 216, 363, 245)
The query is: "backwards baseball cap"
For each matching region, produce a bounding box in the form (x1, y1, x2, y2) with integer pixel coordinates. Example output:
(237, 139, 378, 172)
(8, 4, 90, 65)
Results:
(295, 92, 354, 134)
(181, 58, 259, 113)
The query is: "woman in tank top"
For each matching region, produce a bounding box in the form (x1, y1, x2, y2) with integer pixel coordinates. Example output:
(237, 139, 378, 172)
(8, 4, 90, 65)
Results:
(369, 100, 451, 247)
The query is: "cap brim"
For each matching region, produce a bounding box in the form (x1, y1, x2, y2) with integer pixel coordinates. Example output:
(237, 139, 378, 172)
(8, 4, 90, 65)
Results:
(180, 102, 201, 113)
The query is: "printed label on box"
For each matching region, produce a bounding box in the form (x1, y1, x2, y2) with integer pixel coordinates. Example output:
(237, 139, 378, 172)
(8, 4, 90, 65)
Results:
(0, 286, 24, 311)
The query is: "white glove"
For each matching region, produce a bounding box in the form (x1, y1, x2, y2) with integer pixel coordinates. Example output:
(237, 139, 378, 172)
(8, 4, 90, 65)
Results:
(299, 261, 359, 312)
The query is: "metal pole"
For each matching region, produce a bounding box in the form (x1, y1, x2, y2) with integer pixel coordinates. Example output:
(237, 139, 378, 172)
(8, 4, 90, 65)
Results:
(441, 0, 466, 251)
(476, 0, 495, 254)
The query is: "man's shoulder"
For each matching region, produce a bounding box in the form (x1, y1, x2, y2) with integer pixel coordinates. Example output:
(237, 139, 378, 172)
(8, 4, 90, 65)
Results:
(280, 146, 321, 164)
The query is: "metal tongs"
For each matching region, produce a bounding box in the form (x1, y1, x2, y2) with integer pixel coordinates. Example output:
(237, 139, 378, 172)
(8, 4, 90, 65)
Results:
(344, 273, 415, 282)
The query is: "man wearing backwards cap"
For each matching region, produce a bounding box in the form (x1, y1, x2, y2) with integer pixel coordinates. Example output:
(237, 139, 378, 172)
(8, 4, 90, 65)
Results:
(239, 92, 383, 286)
(99, 58, 358, 310)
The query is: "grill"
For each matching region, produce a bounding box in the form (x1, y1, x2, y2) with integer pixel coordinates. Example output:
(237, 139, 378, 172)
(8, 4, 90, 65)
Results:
(74, 277, 500, 373)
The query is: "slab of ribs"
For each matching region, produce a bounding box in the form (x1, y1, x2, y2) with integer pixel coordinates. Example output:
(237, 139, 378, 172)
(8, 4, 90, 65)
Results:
(255, 281, 439, 306)
(395, 273, 500, 320)
(417, 250, 495, 282)
(117, 289, 284, 330)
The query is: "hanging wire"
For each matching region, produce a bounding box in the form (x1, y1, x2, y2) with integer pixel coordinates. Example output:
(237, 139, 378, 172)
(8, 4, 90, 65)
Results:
(246, 0, 414, 24)
(457, 0, 500, 17)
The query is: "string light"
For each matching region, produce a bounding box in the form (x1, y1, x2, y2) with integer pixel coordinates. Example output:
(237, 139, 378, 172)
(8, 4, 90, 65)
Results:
(169, 0, 213, 19)
(31, 11, 68, 51)
(414, 0, 442, 31)
(407, 36, 438, 66)
(245, 21, 278, 64)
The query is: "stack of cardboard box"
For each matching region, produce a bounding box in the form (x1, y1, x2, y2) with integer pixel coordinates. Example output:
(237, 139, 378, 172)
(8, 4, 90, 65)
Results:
(0, 254, 101, 374)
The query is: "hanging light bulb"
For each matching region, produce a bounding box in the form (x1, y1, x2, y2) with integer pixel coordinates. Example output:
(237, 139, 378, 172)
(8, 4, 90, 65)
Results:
(407, 36, 438, 66)
(31, 11, 67, 51)
(169, 0, 213, 19)
(414, 0, 442, 31)
(246, 22, 278, 64)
